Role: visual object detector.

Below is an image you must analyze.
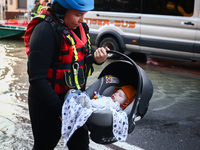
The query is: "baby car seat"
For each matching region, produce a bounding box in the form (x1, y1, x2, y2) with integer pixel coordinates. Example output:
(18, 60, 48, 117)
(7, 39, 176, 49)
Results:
(85, 51, 153, 144)
(85, 75, 121, 144)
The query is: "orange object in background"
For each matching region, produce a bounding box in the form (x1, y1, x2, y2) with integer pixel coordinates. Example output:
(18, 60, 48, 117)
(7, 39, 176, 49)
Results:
(4, 19, 28, 27)
(6, 19, 19, 24)
(132, 40, 137, 43)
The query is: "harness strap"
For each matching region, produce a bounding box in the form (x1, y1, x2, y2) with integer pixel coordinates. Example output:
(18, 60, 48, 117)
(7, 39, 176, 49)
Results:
(50, 59, 85, 70)
(60, 27, 72, 45)
(66, 34, 78, 61)
(43, 15, 62, 89)
(82, 23, 91, 53)
(86, 34, 92, 54)
(81, 23, 93, 84)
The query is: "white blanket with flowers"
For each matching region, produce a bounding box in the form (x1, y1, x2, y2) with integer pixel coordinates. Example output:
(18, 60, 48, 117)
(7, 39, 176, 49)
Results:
(62, 93, 128, 146)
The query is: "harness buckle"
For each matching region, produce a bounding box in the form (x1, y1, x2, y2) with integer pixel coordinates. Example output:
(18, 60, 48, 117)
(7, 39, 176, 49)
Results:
(45, 16, 52, 23)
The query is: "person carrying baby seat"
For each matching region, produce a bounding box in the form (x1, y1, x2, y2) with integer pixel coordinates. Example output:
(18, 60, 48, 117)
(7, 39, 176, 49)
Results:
(25, 0, 108, 149)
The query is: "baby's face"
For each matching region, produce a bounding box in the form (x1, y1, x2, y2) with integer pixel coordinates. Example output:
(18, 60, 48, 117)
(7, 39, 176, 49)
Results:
(111, 89, 128, 106)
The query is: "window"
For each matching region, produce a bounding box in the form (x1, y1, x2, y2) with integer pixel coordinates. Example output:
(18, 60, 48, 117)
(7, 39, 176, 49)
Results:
(142, 0, 194, 17)
(10, 0, 13, 5)
(18, 0, 27, 9)
(94, 0, 141, 13)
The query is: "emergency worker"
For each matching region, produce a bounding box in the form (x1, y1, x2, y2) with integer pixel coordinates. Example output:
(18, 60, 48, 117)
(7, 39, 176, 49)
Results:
(42, 0, 49, 6)
(31, 0, 43, 16)
(24, 0, 108, 149)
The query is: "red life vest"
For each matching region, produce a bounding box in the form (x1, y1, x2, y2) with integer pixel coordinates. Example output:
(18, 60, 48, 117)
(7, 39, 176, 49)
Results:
(24, 14, 93, 94)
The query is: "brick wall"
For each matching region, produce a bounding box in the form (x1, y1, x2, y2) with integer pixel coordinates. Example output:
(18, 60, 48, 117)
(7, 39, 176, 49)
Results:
(5, 11, 25, 19)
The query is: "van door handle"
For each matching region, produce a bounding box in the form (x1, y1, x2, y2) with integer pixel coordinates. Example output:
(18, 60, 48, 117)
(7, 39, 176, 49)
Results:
(96, 14, 141, 19)
(183, 21, 194, 26)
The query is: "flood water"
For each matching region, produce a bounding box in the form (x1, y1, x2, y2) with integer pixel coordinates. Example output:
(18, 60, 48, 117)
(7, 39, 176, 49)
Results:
(0, 38, 32, 149)
(0, 37, 200, 150)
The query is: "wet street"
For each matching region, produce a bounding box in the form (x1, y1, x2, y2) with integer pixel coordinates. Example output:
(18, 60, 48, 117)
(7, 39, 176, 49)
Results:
(0, 37, 200, 150)
(124, 55, 200, 150)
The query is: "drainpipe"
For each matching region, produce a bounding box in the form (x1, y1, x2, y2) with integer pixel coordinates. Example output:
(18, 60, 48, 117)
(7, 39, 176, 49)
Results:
(0, 0, 2, 20)
(0, 0, 6, 20)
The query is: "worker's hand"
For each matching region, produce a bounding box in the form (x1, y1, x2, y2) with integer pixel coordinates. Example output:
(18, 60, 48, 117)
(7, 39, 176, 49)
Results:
(94, 47, 109, 64)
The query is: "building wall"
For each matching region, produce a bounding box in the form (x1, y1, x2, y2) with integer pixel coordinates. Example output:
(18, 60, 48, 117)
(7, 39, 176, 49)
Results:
(7, 0, 28, 12)
(5, 0, 49, 19)
(5, 0, 44, 19)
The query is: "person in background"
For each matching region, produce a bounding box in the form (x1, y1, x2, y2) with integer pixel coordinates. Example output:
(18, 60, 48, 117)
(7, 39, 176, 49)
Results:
(24, 0, 108, 149)
(42, 0, 49, 6)
(31, 0, 43, 16)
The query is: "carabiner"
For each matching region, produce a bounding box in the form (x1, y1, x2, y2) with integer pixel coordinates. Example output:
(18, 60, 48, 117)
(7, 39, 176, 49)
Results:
(72, 62, 79, 75)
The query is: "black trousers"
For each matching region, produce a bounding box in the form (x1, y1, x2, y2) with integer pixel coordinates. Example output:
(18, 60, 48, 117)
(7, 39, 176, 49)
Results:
(28, 86, 89, 150)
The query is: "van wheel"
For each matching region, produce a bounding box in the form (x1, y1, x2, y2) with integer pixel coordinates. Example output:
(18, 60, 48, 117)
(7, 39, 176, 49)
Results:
(99, 37, 120, 59)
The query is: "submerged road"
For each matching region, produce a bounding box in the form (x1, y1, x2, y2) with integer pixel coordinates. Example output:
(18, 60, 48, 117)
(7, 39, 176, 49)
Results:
(0, 37, 200, 150)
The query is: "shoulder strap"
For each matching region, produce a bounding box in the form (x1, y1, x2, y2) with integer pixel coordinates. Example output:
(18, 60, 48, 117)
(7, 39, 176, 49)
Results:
(82, 23, 92, 54)
(82, 22, 89, 34)
(24, 16, 44, 55)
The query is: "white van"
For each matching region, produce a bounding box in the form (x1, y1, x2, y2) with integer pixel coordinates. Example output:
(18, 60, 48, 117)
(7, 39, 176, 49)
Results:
(84, 0, 200, 61)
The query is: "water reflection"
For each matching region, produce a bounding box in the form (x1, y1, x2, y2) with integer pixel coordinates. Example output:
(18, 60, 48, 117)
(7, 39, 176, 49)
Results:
(0, 37, 25, 48)
(146, 69, 200, 119)
(0, 40, 32, 149)
(0, 94, 32, 149)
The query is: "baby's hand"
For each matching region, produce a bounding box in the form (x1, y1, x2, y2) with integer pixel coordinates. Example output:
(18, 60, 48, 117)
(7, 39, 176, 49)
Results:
(76, 93, 91, 108)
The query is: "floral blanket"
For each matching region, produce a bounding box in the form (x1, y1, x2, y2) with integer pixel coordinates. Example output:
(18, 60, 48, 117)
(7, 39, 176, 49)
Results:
(62, 93, 128, 146)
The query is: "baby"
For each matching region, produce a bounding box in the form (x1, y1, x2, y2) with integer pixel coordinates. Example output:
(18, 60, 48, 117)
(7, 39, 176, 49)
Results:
(73, 85, 136, 110)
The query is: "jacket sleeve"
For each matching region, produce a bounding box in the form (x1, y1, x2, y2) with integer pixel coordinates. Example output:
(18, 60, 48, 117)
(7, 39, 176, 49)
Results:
(28, 21, 62, 117)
